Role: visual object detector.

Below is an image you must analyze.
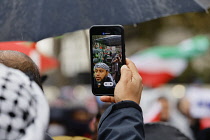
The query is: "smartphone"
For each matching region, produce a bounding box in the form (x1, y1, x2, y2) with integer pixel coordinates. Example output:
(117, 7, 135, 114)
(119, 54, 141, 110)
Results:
(90, 25, 126, 96)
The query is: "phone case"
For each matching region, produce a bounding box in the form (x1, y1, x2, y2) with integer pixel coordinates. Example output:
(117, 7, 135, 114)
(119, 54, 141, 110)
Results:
(90, 25, 126, 96)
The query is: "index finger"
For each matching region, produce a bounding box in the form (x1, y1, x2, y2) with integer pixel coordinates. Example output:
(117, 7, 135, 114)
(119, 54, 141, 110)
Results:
(126, 58, 139, 76)
(100, 96, 115, 103)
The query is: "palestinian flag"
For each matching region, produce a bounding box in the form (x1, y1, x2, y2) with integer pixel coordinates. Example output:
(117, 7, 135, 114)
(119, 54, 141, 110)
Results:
(130, 35, 210, 87)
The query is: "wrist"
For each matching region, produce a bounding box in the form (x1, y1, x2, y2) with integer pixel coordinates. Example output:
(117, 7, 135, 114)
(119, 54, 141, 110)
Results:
(112, 100, 142, 112)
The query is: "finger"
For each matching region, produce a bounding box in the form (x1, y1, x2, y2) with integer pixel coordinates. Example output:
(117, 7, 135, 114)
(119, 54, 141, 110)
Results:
(126, 58, 142, 80)
(100, 96, 115, 103)
(120, 65, 132, 83)
(126, 58, 139, 74)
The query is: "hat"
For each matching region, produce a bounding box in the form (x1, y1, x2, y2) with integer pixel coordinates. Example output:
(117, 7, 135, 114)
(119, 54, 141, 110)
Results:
(94, 62, 109, 71)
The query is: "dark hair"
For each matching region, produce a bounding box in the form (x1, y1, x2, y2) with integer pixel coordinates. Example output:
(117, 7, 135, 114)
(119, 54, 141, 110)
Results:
(144, 122, 191, 140)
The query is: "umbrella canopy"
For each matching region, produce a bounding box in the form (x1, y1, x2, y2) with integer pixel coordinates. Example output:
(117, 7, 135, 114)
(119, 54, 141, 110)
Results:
(0, 0, 209, 42)
(95, 35, 121, 46)
(0, 41, 59, 74)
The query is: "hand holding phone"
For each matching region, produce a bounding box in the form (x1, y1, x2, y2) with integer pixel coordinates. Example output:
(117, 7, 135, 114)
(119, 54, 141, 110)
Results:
(100, 58, 143, 104)
(90, 25, 126, 96)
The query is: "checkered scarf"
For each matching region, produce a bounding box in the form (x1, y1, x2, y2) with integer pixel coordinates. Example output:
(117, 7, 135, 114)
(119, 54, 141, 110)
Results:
(0, 64, 49, 140)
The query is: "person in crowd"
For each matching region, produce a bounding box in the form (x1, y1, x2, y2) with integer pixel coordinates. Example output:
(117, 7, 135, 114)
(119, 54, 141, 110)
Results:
(0, 50, 43, 90)
(98, 58, 145, 140)
(144, 122, 191, 140)
(0, 64, 49, 140)
(158, 96, 170, 122)
(111, 53, 122, 82)
(177, 97, 200, 138)
(94, 62, 116, 89)
(0, 50, 52, 140)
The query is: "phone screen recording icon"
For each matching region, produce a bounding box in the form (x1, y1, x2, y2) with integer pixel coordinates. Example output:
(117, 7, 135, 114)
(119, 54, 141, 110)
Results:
(104, 82, 114, 87)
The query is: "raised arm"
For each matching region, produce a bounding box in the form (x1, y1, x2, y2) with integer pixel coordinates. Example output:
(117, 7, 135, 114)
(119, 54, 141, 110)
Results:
(98, 58, 144, 140)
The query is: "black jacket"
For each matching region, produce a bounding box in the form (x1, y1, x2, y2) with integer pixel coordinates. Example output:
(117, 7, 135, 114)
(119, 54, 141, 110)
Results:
(98, 101, 145, 140)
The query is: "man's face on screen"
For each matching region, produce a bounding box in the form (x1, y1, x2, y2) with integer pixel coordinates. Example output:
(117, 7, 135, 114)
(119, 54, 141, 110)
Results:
(94, 68, 108, 82)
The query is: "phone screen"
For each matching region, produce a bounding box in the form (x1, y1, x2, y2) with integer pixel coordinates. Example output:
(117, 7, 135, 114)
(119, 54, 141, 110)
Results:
(90, 25, 125, 96)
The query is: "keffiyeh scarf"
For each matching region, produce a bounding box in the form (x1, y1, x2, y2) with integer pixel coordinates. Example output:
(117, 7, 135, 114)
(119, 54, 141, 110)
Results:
(0, 64, 49, 140)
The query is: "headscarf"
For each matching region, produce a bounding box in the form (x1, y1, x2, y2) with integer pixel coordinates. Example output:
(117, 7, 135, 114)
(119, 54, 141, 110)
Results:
(94, 63, 109, 72)
(0, 64, 49, 140)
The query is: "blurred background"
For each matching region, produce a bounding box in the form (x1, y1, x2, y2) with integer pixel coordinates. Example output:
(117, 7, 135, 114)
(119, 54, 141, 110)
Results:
(39, 12, 210, 140)
(1, 10, 210, 140)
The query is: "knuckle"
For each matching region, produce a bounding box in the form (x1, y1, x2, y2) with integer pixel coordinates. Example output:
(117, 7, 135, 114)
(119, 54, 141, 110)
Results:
(136, 74, 142, 81)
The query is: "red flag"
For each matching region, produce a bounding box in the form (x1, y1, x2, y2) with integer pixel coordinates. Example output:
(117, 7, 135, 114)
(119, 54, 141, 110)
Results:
(0, 41, 59, 74)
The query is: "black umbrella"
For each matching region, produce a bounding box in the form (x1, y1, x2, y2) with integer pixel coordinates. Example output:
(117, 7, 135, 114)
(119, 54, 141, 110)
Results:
(95, 35, 121, 46)
(0, 0, 209, 42)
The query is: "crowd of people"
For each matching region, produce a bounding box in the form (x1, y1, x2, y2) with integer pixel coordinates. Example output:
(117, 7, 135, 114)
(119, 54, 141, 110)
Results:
(0, 50, 209, 140)
(0, 50, 144, 140)
(93, 44, 123, 89)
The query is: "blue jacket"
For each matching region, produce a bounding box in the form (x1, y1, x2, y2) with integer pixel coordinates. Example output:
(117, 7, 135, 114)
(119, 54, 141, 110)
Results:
(98, 101, 145, 140)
